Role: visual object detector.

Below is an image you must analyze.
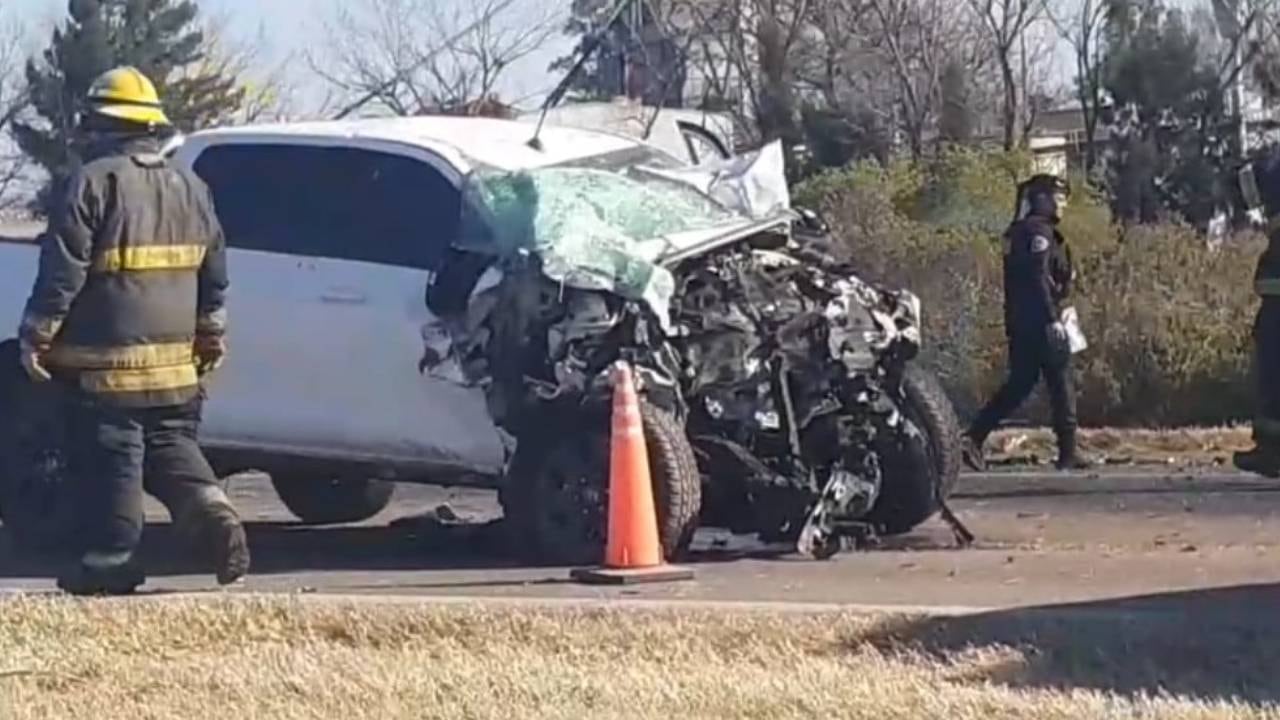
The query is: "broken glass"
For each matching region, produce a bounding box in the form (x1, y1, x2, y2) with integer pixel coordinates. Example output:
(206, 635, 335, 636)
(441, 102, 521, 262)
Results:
(456, 159, 744, 327)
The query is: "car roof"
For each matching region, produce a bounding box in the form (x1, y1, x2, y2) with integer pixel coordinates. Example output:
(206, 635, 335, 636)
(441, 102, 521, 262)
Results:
(181, 115, 653, 173)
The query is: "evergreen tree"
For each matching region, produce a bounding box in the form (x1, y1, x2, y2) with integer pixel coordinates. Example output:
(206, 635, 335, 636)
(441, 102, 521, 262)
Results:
(798, 104, 891, 173)
(1102, 0, 1231, 226)
(13, 0, 247, 209)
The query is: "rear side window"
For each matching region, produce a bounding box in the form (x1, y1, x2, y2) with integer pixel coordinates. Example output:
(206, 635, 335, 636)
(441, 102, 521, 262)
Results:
(192, 143, 459, 270)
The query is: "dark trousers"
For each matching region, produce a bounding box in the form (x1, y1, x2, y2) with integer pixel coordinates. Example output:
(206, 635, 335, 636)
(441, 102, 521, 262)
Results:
(968, 329, 1077, 443)
(64, 391, 224, 563)
(1253, 298, 1280, 448)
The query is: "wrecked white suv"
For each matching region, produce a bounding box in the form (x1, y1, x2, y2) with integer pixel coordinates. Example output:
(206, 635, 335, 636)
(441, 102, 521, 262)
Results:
(0, 117, 961, 562)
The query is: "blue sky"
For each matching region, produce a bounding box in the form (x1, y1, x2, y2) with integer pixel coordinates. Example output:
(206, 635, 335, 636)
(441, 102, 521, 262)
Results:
(4, 0, 573, 115)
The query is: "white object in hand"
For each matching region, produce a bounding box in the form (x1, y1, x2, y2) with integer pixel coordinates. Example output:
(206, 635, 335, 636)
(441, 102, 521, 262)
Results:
(1061, 306, 1087, 354)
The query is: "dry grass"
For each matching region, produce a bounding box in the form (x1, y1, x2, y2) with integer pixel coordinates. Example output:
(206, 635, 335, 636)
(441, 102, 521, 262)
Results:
(986, 426, 1254, 467)
(1, 596, 1278, 719)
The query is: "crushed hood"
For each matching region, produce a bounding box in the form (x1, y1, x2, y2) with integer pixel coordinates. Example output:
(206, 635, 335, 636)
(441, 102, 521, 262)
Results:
(454, 140, 795, 329)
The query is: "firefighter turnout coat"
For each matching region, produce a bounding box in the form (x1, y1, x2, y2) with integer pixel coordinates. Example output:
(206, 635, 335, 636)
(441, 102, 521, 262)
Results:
(19, 136, 228, 408)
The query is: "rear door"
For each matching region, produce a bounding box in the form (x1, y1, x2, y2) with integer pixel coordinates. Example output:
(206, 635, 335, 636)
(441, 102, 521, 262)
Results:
(186, 140, 506, 478)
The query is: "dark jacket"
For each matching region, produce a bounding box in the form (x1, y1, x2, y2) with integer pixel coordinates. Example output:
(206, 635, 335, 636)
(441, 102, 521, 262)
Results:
(1255, 226, 1280, 296)
(1001, 213, 1073, 336)
(19, 135, 228, 408)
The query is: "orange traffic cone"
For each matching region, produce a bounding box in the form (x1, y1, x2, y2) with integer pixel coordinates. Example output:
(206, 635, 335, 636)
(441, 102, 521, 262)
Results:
(570, 362, 695, 585)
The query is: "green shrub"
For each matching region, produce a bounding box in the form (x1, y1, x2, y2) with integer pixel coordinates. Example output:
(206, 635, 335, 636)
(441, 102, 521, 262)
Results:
(795, 148, 1261, 428)
(1071, 224, 1259, 426)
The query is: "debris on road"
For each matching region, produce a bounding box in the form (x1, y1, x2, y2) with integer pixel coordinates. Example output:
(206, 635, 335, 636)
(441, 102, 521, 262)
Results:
(985, 427, 1251, 468)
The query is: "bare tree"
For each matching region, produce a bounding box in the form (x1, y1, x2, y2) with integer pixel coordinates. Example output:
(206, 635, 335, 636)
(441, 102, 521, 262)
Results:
(566, 0, 714, 140)
(966, 0, 1047, 150)
(604, 0, 1003, 160)
(312, 0, 559, 117)
(1018, 19, 1064, 143)
(179, 16, 298, 124)
(675, 0, 812, 146)
(1046, 0, 1107, 171)
(0, 13, 32, 212)
(861, 0, 963, 157)
(804, 0, 993, 157)
(1205, 0, 1280, 153)
(677, 0, 968, 155)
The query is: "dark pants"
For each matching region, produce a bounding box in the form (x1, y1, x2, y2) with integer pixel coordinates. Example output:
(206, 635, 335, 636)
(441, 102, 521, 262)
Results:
(1253, 298, 1280, 449)
(968, 329, 1077, 444)
(64, 391, 224, 564)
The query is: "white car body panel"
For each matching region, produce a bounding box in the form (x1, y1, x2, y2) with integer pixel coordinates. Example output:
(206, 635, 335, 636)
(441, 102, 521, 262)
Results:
(1, 116, 786, 483)
(194, 249, 507, 476)
(175, 116, 647, 174)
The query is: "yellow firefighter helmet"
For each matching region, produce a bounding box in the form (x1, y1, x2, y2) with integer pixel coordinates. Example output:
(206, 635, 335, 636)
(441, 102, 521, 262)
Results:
(85, 66, 171, 127)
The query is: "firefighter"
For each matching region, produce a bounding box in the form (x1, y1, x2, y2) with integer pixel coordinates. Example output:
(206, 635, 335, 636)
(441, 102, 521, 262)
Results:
(1233, 148, 1280, 478)
(16, 66, 250, 595)
(961, 174, 1089, 472)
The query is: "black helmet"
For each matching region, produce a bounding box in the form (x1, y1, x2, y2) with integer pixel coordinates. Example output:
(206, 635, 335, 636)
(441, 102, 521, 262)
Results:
(1014, 174, 1070, 222)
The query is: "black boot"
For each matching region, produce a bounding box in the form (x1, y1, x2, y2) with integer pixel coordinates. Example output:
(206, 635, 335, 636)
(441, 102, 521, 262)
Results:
(1055, 429, 1092, 471)
(961, 432, 987, 472)
(57, 554, 145, 596)
(176, 494, 251, 586)
(206, 505, 251, 586)
(1234, 446, 1280, 478)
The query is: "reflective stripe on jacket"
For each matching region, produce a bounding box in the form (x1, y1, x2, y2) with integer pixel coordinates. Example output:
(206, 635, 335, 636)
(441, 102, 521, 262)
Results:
(19, 136, 228, 408)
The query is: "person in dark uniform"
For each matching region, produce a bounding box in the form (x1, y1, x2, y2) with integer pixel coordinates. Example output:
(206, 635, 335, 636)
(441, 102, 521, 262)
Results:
(1233, 148, 1280, 477)
(17, 66, 250, 595)
(961, 174, 1089, 472)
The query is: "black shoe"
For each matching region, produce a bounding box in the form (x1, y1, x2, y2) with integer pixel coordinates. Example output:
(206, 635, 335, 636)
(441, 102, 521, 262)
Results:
(57, 559, 145, 597)
(1055, 453, 1094, 471)
(205, 506, 251, 586)
(1054, 429, 1093, 471)
(179, 498, 251, 586)
(1234, 448, 1280, 478)
(961, 434, 987, 472)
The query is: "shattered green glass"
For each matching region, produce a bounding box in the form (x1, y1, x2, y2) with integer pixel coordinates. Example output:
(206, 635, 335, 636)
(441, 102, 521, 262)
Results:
(459, 165, 736, 255)
(457, 164, 740, 326)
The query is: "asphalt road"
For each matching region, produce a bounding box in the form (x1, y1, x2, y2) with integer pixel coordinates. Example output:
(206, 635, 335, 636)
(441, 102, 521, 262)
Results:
(4, 468, 1280, 614)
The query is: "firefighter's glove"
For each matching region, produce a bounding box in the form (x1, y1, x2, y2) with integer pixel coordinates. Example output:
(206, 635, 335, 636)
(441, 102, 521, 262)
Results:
(1047, 321, 1069, 355)
(18, 338, 51, 383)
(195, 334, 226, 375)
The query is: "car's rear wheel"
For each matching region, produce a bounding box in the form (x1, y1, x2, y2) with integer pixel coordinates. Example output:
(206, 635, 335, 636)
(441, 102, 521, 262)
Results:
(0, 339, 76, 554)
(502, 399, 701, 566)
(270, 474, 395, 525)
(868, 364, 962, 535)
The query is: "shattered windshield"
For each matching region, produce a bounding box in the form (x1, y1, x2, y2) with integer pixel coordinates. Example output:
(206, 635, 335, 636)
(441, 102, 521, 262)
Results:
(455, 147, 744, 259)
(454, 147, 752, 329)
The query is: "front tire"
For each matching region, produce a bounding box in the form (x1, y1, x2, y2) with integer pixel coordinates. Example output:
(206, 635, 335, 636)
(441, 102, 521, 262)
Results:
(867, 364, 962, 535)
(270, 474, 395, 525)
(502, 400, 701, 566)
